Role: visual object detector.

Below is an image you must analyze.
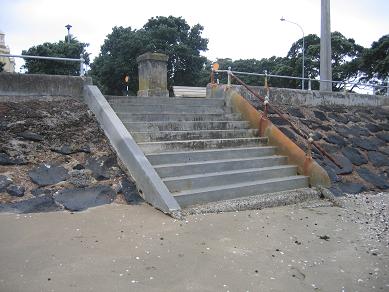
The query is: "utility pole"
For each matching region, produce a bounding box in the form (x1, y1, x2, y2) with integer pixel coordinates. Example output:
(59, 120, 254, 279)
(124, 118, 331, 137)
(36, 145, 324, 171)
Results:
(320, 0, 332, 91)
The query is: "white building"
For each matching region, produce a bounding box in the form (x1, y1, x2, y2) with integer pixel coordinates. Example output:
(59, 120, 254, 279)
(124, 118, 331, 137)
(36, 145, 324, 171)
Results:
(0, 30, 15, 73)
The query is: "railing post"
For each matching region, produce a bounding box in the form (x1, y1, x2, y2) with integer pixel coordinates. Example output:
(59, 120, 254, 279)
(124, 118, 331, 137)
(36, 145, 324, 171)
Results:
(308, 79, 311, 91)
(306, 133, 314, 159)
(79, 53, 85, 76)
(210, 68, 215, 85)
(227, 66, 232, 87)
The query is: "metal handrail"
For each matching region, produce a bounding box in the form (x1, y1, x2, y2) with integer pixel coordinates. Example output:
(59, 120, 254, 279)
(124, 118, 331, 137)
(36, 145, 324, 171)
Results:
(215, 69, 389, 94)
(212, 69, 343, 168)
(0, 53, 85, 76)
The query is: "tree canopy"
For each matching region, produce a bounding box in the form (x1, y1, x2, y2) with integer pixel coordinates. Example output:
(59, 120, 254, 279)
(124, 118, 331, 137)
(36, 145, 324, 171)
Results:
(22, 37, 90, 76)
(90, 16, 208, 95)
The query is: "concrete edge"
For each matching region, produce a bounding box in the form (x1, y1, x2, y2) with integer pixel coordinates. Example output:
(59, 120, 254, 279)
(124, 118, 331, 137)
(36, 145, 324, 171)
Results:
(83, 85, 181, 214)
(181, 188, 321, 216)
(207, 84, 331, 188)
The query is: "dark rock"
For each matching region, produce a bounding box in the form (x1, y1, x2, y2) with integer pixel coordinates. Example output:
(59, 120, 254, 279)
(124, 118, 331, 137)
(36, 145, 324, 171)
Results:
(269, 116, 289, 126)
(18, 131, 44, 142)
(368, 151, 389, 167)
(321, 143, 339, 154)
(288, 108, 305, 118)
(327, 113, 349, 124)
(379, 123, 389, 131)
(279, 127, 297, 140)
(51, 144, 92, 155)
(342, 147, 368, 166)
(51, 144, 75, 155)
(345, 114, 360, 123)
(376, 132, 389, 143)
(28, 164, 70, 186)
(329, 186, 343, 197)
(0, 153, 27, 165)
(313, 111, 328, 121)
(336, 126, 352, 138)
(324, 134, 347, 147)
(119, 178, 144, 204)
(348, 126, 370, 137)
(85, 156, 113, 181)
(338, 182, 366, 194)
(79, 145, 91, 153)
(323, 166, 341, 183)
(351, 137, 381, 151)
(54, 185, 117, 211)
(6, 185, 25, 197)
(366, 124, 383, 133)
(357, 168, 389, 190)
(315, 124, 332, 131)
(326, 153, 353, 175)
(31, 188, 57, 197)
(0, 195, 59, 214)
(0, 175, 13, 192)
(379, 147, 389, 155)
(73, 164, 85, 170)
(300, 119, 320, 129)
(312, 132, 323, 141)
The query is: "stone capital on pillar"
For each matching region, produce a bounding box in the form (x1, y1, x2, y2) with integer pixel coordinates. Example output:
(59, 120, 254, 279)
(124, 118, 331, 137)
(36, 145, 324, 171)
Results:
(136, 52, 169, 97)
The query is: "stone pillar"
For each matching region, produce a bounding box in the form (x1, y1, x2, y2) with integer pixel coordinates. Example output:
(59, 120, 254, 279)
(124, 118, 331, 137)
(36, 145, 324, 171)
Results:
(320, 0, 332, 91)
(136, 52, 169, 97)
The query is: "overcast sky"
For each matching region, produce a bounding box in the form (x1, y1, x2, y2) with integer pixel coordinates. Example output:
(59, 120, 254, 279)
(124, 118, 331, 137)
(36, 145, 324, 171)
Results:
(1, 0, 389, 72)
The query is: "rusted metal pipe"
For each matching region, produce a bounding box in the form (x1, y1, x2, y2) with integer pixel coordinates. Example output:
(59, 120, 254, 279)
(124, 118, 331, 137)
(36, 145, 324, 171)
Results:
(230, 73, 342, 168)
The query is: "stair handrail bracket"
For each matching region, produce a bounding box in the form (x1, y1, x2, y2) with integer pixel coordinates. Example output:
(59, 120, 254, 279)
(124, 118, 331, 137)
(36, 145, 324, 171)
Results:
(207, 75, 331, 188)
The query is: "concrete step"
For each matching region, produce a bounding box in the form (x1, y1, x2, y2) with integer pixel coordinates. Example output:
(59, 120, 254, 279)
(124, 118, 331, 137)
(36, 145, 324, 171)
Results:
(132, 129, 259, 142)
(173, 175, 309, 208)
(154, 155, 287, 178)
(124, 121, 250, 132)
(110, 104, 229, 114)
(138, 137, 267, 154)
(146, 146, 278, 165)
(107, 96, 225, 107)
(163, 165, 298, 192)
(116, 113, 241, 122)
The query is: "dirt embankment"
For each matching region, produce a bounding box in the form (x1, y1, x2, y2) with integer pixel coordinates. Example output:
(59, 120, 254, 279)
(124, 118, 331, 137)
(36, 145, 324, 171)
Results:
(0, 98, 141, 212)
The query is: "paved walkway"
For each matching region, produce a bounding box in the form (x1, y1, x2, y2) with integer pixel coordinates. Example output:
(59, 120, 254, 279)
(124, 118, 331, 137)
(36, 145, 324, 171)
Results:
(0, 193, 388, 291)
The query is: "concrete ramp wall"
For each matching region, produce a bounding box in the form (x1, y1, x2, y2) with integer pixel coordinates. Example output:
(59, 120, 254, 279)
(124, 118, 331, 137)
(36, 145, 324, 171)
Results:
(83, 85, 181, 215)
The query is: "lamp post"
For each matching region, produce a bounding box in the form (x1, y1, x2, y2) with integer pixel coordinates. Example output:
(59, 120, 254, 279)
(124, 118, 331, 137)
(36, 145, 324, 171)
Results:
(280, 17, 305, 90)
(65, 24, 72, 44)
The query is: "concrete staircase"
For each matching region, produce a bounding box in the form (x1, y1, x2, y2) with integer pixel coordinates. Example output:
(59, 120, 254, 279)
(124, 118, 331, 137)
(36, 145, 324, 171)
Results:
(107, 96, 308, 208)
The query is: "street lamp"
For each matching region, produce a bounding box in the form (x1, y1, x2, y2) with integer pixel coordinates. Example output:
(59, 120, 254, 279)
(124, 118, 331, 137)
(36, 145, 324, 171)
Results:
(65, 24, 72, 44)
(280, 17, 305, 90)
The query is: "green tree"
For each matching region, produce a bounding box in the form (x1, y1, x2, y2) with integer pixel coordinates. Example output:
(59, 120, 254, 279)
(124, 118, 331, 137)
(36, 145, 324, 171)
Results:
(285, 32, 363, 90)
(91, 16, 208, 95)
(22, 37, 90, 76)
(356, 34, 389, 94)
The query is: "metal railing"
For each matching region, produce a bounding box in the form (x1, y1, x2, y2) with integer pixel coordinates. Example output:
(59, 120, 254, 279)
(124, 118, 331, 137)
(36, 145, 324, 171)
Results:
(211, 68, 343, 168)
(215, 67, 389, 96)
(0, 53, 85, 76)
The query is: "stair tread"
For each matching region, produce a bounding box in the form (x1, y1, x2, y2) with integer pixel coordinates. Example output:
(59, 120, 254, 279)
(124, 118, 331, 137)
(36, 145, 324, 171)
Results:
(146, 146, 276, 157)
(132, 129, 257, 134)
(162, 165, 297, 181)
(172, 175, 308, 196)
(138, 137, 266, 145)
(153, 155, 286, 168)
